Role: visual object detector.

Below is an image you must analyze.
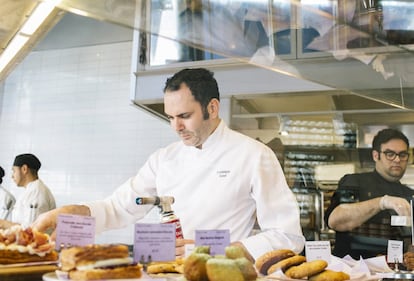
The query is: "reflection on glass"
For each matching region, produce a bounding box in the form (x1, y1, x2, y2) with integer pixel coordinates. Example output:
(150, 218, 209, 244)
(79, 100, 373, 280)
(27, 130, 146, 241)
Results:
(149, 0, 296, 65)
(53, 0, 413, 110)
(382, 0, 414, 44)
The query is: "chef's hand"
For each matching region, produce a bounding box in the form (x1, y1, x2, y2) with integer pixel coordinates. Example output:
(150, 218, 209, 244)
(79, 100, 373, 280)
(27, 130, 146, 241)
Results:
(31, 205, 91, 240)
(175, 238, 194, 258)
(380, 195, 411, 216)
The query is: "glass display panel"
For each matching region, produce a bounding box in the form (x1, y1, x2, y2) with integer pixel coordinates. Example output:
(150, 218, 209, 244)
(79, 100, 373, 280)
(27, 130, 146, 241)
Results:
(53, 0, 414, 111)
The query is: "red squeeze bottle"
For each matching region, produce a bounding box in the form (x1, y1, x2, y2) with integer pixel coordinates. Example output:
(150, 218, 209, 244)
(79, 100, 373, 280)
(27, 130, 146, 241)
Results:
(161, 210, 184, 239)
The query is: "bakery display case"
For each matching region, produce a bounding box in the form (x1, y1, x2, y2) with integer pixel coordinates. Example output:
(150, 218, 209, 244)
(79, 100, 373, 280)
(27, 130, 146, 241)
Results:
(293, 187, 321, 241)
(291, 163, 356, 244)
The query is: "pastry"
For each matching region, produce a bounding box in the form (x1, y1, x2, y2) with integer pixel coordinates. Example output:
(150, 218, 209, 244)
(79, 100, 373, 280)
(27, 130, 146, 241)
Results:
(309, 269, 350, 281)
(183, 252, 211, 281)
(284, 259, 328, 279)
(147, 258, 184, 274)
(255, 249, 295, 275)
(267, 254, 306, 274)
(59, 244, 142, 280)
(206, 258, 245, 281)
(0, 225, 58, 264)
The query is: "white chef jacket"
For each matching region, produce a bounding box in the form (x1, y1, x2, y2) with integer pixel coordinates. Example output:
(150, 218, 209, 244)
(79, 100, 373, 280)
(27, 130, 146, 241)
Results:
(11, 179, 56, 227)
(87, 120, 305, 259)
(0, 184, 15, 220)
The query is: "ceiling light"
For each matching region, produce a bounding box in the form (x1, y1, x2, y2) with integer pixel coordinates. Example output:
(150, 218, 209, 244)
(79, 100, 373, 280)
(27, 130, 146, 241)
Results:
(0, 35, 29, 71)
(0, 0, 61, 80)
(20, 1, 61, 35)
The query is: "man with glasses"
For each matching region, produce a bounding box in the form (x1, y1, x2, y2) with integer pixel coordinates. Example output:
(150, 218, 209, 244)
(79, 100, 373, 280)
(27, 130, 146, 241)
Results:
(325, 128, 413, 259)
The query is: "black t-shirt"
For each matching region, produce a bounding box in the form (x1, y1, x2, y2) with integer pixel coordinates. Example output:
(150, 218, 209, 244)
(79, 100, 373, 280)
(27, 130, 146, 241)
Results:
(325, 170, 414, 259)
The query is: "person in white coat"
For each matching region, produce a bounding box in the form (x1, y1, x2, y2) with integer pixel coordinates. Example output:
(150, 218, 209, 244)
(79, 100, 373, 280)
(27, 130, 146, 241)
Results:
(33, 68, 305, 261)
(0, 166, 15, 220)
(0, 154, 56, 229)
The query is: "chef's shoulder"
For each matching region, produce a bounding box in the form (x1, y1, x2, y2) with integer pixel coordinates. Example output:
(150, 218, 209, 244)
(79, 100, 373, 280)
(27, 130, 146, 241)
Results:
(338, 171, 374, 189)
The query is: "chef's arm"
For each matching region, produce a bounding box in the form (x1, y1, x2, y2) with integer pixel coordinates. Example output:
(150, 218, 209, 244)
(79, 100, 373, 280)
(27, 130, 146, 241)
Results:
(328, 195, 411, 231)
(328, 198, 381, 231)
(31, 204, 90, 239)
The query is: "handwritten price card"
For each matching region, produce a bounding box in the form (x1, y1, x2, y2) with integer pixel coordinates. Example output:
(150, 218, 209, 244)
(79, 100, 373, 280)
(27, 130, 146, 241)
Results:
(134, 223, 175, 263)
(195, 229, 230, 256)
(55, 214, 95, 250)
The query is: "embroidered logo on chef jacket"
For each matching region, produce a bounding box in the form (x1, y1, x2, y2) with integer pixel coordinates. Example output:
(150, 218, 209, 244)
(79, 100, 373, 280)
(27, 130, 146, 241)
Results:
(217, 170, 230, 178)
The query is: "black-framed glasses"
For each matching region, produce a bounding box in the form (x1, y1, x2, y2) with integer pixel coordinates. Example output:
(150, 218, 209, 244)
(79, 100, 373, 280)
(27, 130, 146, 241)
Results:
(380, 150, 409, 161)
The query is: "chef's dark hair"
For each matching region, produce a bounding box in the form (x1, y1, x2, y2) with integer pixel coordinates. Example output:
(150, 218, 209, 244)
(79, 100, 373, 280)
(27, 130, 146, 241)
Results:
(163, 68, 220, 120)
(0, 166, 4, 184)
(372, 128, 409, 152)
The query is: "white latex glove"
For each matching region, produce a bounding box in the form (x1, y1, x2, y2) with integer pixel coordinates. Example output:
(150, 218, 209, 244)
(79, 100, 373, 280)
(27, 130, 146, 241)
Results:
(379, 195, 411, 216)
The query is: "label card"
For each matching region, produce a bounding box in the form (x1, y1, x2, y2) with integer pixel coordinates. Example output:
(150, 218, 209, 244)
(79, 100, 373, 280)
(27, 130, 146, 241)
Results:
(387, 240, 403, 264)
(195, 229, 230, 256)
(55, 214, 95, 250)
(391, 215, 410, 226)
(305, 241, 331, 263)
(184, 244, 195, 257)
(134, 223, 175, 263)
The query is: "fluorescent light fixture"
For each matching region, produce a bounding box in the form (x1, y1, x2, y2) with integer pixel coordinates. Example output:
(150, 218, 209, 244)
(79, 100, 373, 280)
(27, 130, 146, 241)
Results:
(0, 35, 29, 71)
(20, 0, 61, 35)
(0, 0, 60, 77)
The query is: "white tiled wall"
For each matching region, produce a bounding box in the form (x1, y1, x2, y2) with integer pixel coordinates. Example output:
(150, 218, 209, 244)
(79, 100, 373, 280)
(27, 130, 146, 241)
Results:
(0, 41, 178, 244)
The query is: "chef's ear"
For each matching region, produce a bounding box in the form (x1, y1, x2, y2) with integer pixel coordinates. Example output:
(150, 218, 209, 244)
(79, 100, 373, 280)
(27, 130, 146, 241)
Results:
(20, 164, 31, 174)
(208, 98, 219, 116)
(372, 150, 380, 161)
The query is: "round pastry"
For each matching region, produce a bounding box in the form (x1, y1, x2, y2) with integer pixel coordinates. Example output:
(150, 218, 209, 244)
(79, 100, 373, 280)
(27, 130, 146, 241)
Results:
(309, 269, 350, 281)
(267, 255, 306, 275)
(183, 253, 211, 281)
(284, 260, 328, 279)
(225, 246, 246, 259)
(255, 249, 295, 275)
(206, 258, 244, 281)
(234, 257, 258, 281)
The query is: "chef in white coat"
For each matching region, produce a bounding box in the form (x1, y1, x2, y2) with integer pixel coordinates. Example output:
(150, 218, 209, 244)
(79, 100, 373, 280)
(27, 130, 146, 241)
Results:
(33, 68, 305, 261)
(0, 166, 15, 220)
(0, 154, 56, 229)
